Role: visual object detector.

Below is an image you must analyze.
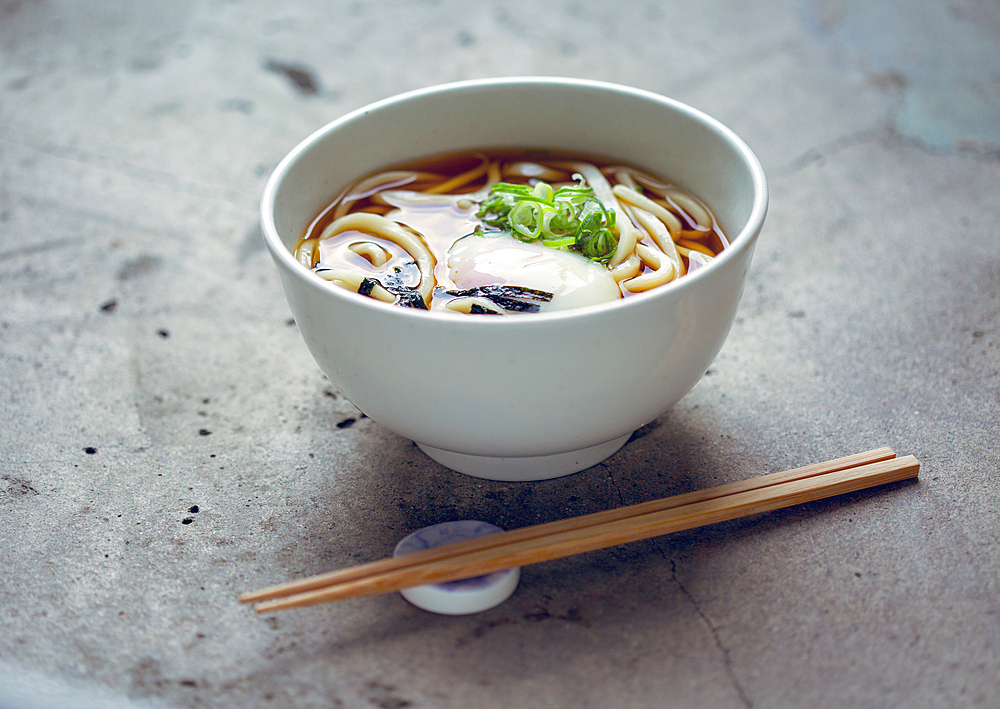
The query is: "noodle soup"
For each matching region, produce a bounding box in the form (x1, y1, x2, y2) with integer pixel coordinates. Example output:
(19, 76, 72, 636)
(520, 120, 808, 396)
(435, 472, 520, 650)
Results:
(293, 149, 727, 314)
(260, 77, 767, 479)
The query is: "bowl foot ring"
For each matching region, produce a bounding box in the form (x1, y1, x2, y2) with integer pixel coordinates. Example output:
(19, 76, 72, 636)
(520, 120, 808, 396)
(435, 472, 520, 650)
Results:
(416, 433, 632, 481)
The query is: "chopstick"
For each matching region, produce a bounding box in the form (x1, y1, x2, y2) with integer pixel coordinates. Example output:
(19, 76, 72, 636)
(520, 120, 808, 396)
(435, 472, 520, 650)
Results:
(241, 448, 893, 607)
(242, 448, 915, 613)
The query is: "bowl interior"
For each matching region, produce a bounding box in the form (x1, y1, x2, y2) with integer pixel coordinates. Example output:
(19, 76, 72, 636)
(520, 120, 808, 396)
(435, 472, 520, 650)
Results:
(265, 78, 765, 278)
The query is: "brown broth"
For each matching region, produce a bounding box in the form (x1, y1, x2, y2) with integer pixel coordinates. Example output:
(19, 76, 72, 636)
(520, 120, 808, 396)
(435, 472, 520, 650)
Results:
(295, 148, 727, 312)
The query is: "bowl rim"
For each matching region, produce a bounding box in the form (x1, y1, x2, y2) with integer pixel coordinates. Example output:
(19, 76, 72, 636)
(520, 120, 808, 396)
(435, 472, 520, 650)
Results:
(260, 76, 768, 325)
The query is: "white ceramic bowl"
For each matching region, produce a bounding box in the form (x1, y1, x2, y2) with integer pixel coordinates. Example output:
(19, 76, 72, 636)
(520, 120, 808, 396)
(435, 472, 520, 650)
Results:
(261, 77, 767, 481)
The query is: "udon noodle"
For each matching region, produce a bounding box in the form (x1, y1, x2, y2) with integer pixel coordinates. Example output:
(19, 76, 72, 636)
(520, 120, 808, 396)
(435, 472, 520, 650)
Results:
(293, 149, 728, 314)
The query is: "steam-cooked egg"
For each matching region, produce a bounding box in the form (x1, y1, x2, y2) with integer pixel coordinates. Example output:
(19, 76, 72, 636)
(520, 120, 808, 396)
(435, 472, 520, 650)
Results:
(447, 233, 622, 311)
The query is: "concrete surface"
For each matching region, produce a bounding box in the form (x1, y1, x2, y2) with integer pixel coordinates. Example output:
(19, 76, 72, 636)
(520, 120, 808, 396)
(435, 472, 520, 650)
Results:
(1, 1, 998, 707)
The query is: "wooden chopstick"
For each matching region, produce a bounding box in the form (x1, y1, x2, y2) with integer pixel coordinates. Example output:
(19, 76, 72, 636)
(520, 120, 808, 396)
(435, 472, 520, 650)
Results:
(251, 455, 918, 612)
(242, 448, 913, 613)
(242, 448, 894, 605)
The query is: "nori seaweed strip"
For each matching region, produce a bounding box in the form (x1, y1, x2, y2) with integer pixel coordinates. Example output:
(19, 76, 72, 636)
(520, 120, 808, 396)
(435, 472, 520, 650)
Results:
(484, 297, 541, 312)
(469, 304, 503, 315)
(394, 290, 428, 309)
(444, 285, 554, 303)
(316, 261, 428, 309)
(379, 266, 413, 292)
(442, 284, 552, 313)
(372, 265, 428, 309)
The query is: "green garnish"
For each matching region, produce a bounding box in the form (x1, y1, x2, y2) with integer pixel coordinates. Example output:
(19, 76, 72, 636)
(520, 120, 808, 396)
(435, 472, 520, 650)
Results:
(476, 180, 619, 263)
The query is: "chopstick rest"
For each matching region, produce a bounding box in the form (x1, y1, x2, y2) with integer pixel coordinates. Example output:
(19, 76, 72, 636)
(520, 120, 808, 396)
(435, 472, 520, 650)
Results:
(393, 521, 520, 615)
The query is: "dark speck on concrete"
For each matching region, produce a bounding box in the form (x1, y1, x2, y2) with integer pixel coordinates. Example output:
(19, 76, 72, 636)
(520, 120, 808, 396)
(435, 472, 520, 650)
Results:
(198, 429, 212, 436)
(117, 255, 162, 281)
(336, 418, 356, 429)
(84, 447, 97, 455)
(182, 517, 194, 525)
(264, 59, 319, 95)
(365, 681, 412, 709)
(524, 606, 551, 622)
(188, 505, 199, 513)
(558, 604, 590, 626)
(99, 299, 118, 313)
(2, 475, 39, 498)
(157, 329, 170, 338)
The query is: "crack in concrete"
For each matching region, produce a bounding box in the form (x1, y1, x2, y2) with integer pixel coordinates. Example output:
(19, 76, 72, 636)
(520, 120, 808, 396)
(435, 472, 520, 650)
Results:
(668, 38, 803, 100)
(598, 462, 626, 508)
(803, 0, 1000, 155)
(2, 191, 202, 247)
(662, 548, 754, 708)
(775, 107, 1000, 184)
(0, 128, 254, 211)
(0, 236, 79, 263)
(773, 128, 883, 177)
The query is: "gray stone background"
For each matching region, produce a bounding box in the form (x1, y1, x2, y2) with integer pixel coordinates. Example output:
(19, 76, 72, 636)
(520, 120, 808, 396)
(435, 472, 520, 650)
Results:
(1, 1, 998, 707)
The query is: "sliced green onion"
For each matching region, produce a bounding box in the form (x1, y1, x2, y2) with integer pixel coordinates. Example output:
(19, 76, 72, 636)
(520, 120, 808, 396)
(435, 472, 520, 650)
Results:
(542, 236, 577, 249)
(475, 180, 619, 262)
(509, 201, 543, 240)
